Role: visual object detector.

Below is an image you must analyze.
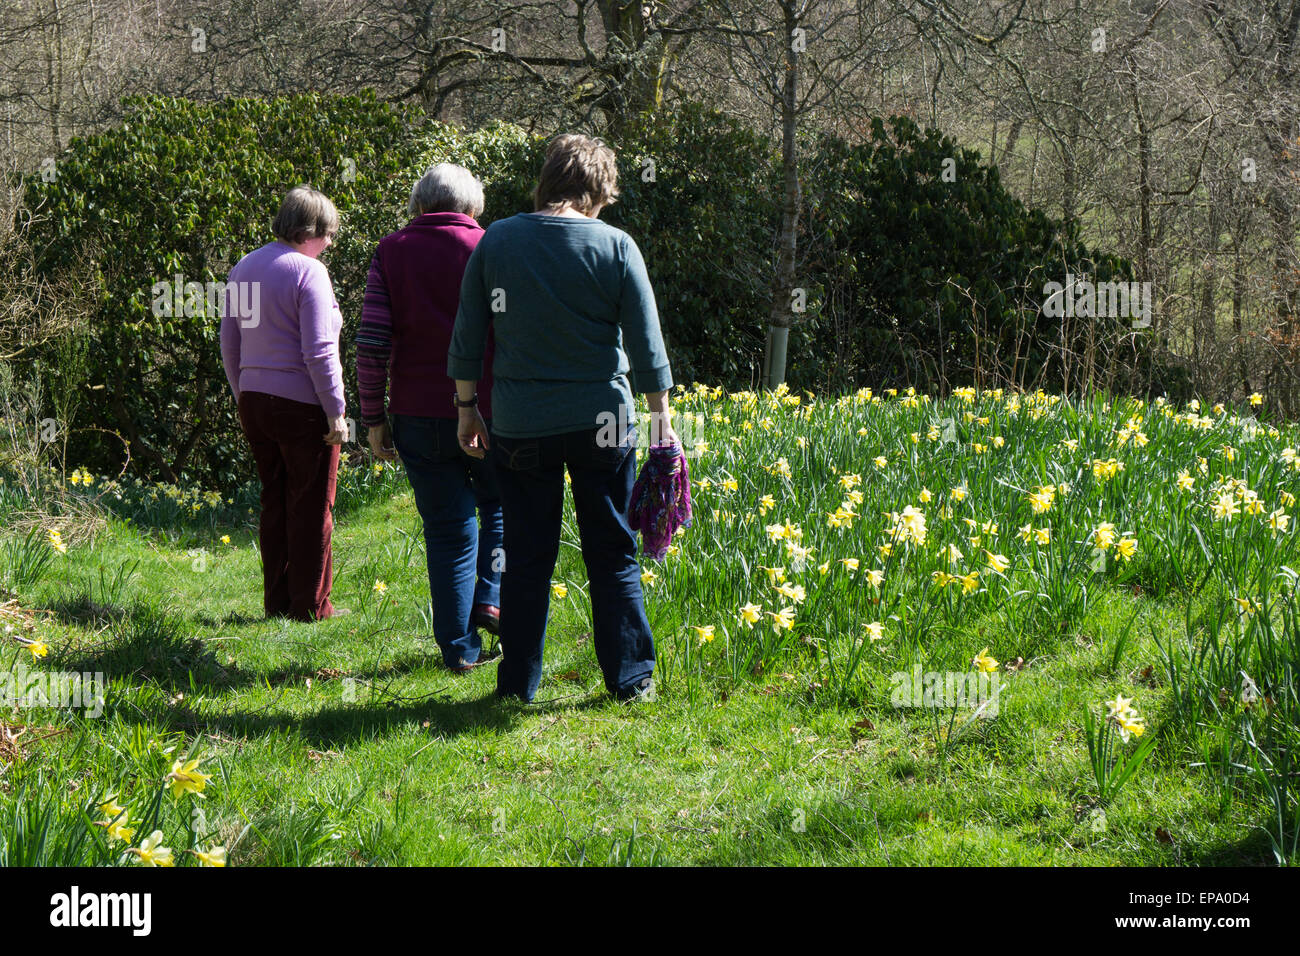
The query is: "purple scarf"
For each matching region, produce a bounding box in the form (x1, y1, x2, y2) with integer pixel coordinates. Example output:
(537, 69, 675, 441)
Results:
(628, 443, 693, 560)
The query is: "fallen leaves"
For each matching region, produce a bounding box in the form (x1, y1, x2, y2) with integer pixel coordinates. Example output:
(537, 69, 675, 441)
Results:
(0, 722, 69, 766)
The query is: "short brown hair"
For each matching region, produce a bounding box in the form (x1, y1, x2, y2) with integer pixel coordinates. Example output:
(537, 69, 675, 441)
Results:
(532, 134, 619, 214)
(272, 185, 339, 244)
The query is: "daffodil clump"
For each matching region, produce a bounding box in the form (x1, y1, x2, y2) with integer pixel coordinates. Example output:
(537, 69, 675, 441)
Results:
(79, 752, 227, 867)
(634, 382, 1295, 713)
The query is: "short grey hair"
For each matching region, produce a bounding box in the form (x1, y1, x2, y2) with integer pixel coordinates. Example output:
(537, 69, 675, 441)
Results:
(408, 163, 485, 217)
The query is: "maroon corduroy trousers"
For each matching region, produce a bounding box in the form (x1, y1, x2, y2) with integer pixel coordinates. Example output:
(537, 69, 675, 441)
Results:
(237, 390, 339, 621)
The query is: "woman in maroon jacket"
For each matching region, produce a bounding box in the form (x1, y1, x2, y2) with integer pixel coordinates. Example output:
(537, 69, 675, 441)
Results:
(356, 163, 501, 672)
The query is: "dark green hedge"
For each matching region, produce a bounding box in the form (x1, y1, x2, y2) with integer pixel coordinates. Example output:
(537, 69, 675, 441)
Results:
(23, 94, 1147, 489)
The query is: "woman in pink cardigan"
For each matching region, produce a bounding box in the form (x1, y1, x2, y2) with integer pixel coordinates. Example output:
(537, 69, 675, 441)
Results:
(220, 185, 348, 622)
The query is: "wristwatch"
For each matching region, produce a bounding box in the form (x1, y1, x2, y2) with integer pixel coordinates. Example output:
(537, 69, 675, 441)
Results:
(453, 393, 479, 408)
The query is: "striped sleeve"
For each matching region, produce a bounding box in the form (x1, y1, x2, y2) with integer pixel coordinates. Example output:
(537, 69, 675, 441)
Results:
(356, 251, 393, 426)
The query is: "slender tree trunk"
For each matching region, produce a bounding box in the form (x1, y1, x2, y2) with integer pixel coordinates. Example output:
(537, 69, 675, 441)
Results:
(762, 1, 799, 390)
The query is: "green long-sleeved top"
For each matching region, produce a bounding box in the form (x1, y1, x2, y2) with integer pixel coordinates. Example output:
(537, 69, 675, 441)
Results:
(447, 212, 673, 438)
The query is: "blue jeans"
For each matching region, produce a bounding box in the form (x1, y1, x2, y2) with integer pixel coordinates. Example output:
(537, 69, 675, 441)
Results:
(490, 426, 655, 701)
(391, 414, 503, 668)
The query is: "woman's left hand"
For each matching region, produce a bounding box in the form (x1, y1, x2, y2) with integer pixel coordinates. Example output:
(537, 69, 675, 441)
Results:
(457, 407, 491, 459)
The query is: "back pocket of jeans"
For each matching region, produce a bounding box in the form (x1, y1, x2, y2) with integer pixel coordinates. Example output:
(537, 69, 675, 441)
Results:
(495, 435, 541, 472)
(391, 416, 442, 463)
(590, 428, 635, 470)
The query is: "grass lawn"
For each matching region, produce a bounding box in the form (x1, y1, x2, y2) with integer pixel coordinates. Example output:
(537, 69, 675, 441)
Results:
(0, 385, 1293, 865)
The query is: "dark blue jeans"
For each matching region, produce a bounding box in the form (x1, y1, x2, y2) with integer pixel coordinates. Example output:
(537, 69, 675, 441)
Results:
(490, 426, 655, 701)
(391, 414, 503, 668)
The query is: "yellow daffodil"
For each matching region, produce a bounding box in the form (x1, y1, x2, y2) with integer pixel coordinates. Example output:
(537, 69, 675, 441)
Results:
(105, 812, 136, 845)
(972, 647, 999, 673)
(1211, 493, 1238, 520)
(1104, 694, 1146, 741)
(1093, 522, 1116, 549)
(1104, 693, 1134, 718)
(769, 607, 796, 631)
(131, 831, 174, 867)
(774, 582, 807, 604)
(192, 846, 227, 867)
(1269, 509, 1290, 534)
(1027, 485, 1055, 514)
(166, 758, 213, 800)
(1091, 458, 1124, 481)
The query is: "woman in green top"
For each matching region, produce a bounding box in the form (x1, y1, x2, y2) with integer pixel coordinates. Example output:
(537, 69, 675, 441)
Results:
(448, 133, 678, 702)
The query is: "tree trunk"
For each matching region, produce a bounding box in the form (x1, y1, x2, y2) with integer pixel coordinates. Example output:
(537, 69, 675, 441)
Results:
(597, 0, 671, 136)
(762, 0, 800, 391)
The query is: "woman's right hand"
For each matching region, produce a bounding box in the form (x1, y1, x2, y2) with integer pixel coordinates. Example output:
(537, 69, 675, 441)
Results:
(458, 407, 491, 459)
(645, 390, 679, 448)
(649, 411, 680, 449)
(367, 422, 398, 461)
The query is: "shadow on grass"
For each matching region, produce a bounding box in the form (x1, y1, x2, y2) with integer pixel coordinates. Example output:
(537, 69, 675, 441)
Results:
(193, 610, 264, 628)
(1181, 824, 1279, 866)
(51, 597, 236, 690)
(43, 591, 129, 627)
(119, 682, 614, 749)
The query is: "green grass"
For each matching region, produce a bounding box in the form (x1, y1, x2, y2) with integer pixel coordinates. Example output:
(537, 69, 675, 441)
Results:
(0, 385, 1294, 865)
